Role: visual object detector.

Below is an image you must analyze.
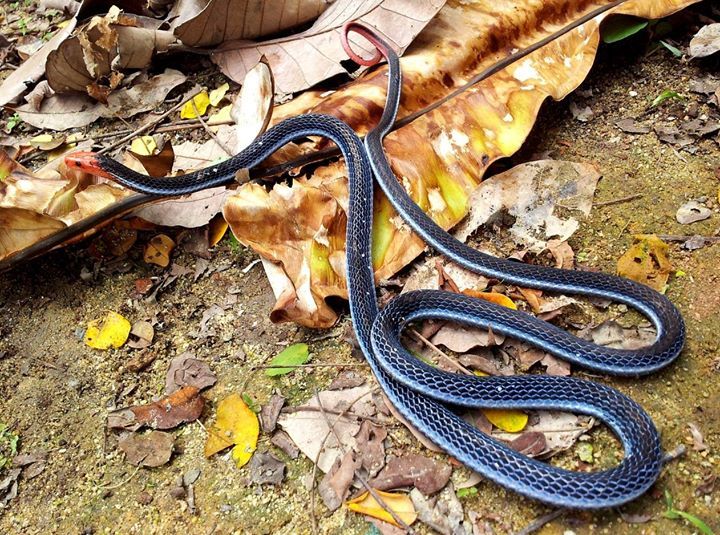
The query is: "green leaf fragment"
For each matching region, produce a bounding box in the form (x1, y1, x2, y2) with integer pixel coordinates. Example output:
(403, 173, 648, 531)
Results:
(265, 343, 310, 376)
(651, 90, 684, 108)
(456, 486, 478, 499)
(602, 17, 648, 44)
(663, 490, 716, 535)
(659, 40, 683, 58)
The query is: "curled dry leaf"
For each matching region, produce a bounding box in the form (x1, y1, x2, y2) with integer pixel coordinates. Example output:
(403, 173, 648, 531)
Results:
(46, 8, 175, 99)
(173, 0, 332, 47)
(129, 386, 204, 430)
(224, 0, 696, 328)
(259, 394, 286, 434)
(617, 235, 672, 292)
(689, 23, 720, 58)
(127, 320, 154, 349)
(232, 59, 274, 153)
(212, 0, 445, 94)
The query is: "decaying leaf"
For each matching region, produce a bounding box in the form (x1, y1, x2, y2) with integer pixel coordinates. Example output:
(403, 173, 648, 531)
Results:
(259, 394, 286, 434)
(617, 234, 672, 292)
(247, 451, 285, 485)
(204, 393, 260, 468)
(144, 234, 175, 267)
(368, 454, 452, 495)
(689, 23, 720, 58)
(431, 323, 505, 352)
(84, 311, 131, 349)
(346, 489, 417, 528)
(355, 421, 387, 478)
(165, 352, 217, 394)
(118, 431, 174, 467)
(126, 386, 204, 430)
(14, 69, 187, 130)
(180, 91, 211, 119)
(409, 484, 465, 534)
(0, 21, 77, 107)
(174, 0, 333, 47)
(212, 0, 445, 93)
(319, 450, 360, 511)
(277, 385, 375, 473)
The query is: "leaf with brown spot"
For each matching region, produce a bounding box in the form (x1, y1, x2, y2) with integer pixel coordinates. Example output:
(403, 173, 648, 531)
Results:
(617, 234, 672, 292)
(144, 234, 175, 267)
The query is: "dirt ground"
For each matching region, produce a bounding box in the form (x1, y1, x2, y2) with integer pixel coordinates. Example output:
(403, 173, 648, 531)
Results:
(1, 15, 720, 535)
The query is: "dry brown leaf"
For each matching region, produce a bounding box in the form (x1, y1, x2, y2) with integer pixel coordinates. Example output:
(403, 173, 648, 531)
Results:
(368, 454, 452, 495)
(232, 59, 274, 152)
(108, 386, 205, 431)
(118, 431, 174, 467)
(174, 0, 332, 47)
(144, 234, 175, 267)
(212, 0, 445, 93)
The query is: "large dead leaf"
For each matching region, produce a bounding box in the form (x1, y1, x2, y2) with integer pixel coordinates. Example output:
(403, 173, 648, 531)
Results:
(174, 0, 333, 48)
(212, 0, 446, 93)
(224, 0, 698, 328)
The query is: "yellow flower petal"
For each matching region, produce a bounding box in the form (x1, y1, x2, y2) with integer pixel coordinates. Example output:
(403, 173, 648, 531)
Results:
(84, 311, 131, 350)
(462, 288, 517, 309)
(347, 490, 417, 527)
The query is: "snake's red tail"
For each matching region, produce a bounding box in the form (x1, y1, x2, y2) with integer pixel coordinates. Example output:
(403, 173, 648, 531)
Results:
(341, 22, 390, 66)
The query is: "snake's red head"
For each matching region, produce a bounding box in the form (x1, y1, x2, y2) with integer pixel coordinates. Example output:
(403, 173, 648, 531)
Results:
(64, 151, 113, 179)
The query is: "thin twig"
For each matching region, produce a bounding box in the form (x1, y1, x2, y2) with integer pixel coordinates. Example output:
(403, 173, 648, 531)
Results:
(314, 389, 414, 532)
(593, 193, 644, 207)
(657, 234, 720, 243)
(97, 89, 203, 155)
(96, 465, 141, 490)
(409, 328, 474, 376)
(514, 509, 564, 535)
(254, 363, 369, 370)
(280, 405, 387, 426)
(191, 99, 234, 157)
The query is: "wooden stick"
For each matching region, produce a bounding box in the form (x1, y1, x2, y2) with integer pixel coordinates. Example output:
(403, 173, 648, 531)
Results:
(593, 193, 644, 207)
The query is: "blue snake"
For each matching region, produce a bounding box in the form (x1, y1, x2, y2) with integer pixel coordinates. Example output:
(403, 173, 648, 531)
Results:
(66, 24, 684, 509)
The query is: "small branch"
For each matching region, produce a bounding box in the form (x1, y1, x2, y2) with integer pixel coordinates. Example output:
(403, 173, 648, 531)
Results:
(593, 193, 643, 207)
(408, 328, 473, 376)
(191, 99, 234, 157)
(96, 465, 141, 490)
(280, 405, 387, 425)
(254, 363, 368, 370)
(657, 234, 720, 243)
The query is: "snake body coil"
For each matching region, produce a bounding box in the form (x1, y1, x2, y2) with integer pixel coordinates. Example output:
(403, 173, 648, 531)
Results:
(70, 25, 684, 508)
